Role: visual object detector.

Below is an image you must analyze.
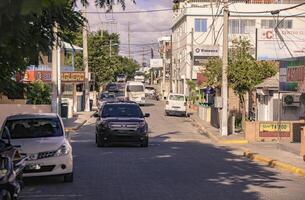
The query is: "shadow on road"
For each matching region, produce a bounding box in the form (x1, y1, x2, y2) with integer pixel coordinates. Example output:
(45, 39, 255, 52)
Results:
(20, 121, 296, 200)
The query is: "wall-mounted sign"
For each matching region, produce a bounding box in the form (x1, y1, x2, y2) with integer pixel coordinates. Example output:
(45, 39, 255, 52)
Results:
(257, 29, 305, 60)
(193, 46, 219, 66)
(22, 70, 86, 83)
(279, 57, 305, 92)
(259, 122, 290, 137)
(61, 72, 85, 82)
(150, 59, 163, 69)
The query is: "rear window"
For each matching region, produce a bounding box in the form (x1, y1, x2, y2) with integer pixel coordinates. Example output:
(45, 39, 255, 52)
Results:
(3, 118, 63, 139)
(169, 95, 185, 101)
(101, 104, 143, 118)
(127, 85, 144, 92)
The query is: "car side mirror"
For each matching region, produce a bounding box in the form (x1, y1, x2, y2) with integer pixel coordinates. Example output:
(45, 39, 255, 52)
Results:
(93, 113, 99, 118)
(3, 126, 11, 145)
(144, 113, 150, 118)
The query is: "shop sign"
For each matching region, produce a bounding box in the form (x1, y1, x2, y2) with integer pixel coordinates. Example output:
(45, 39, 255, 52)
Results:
(279, 57, 305, 92)
(259, 122, 290, 137)
(61, 72, 85, 82)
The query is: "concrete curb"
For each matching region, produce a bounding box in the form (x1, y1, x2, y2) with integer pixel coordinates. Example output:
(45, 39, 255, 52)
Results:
(191, 117, 248, 145)
(243, 150, 305, 178)
(64, 112, 95, 132)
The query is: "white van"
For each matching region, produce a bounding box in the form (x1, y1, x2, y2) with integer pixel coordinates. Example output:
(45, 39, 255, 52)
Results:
(125, 81, 146, 105)
(165, 93, 187, 116)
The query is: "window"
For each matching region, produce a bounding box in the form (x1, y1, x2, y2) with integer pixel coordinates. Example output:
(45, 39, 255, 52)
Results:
(195, 19, 207, 32)
(127, 85, 144, 92)
(261, 19, 293, 29)
(101, 104, 143, 118)
(4, 118, 63, 139)
(229, 19, 255, 34)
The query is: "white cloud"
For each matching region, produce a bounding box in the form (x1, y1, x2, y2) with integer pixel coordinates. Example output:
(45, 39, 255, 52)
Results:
(85, 0, 173, 63)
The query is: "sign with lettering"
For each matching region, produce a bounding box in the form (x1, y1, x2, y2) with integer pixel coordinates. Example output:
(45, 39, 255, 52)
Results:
(61, 72, 85, 82)
(259, 122, 290, 137)
(257, 29, 305, 60)
(279, 57, 305, 92)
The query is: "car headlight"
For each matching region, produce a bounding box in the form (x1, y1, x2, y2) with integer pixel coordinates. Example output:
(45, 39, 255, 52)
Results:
(139, 121, 146, 128)
(54, 144, 70, 157)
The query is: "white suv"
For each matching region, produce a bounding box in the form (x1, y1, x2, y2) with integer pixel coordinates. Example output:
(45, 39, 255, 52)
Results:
(165, 93, 188, 117)
(2, 113, 73, 182)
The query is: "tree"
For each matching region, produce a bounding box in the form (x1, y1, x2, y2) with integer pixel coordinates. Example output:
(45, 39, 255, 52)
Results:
(201, 38, 277, 128)
(67, 30, 140, 87)
(228, 38, 277, 127)
(26, 80, 51, 104)
(202, 58, 222, 88)
(0, 0, 132, 97)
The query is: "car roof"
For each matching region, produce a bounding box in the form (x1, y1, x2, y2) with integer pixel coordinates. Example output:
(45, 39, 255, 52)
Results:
(103, 101, 138, 105)
(6, 113, 59, 121)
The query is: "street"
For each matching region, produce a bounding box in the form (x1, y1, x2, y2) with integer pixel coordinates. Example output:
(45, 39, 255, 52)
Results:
(21, 101, 305, 200)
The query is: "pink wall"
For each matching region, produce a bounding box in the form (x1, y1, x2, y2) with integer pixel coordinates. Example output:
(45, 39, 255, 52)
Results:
(0, 104, 51, 127)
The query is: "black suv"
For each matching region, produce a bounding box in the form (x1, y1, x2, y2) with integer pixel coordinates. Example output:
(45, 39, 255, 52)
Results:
(94, 101, 150, 147)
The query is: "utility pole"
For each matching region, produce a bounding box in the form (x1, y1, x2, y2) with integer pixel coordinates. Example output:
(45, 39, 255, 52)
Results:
(142, 47, 145, 67)
(170, 35, 173, 92)
(190, 28, 194, 82)
(51, 23, 59, 114)
(109, 39, 112, 58)
(162, 43, 166, 100)
(221, 0, 229, 136)
(128, 22, 131, 59)
(83, 7, 90, 112)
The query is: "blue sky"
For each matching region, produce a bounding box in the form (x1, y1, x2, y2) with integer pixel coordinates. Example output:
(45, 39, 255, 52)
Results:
(86, 0, 173, 63)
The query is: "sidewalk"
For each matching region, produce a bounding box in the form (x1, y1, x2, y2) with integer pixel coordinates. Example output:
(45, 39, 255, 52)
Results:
(190, 113, 305, 177)
(63, 111, 95, 132)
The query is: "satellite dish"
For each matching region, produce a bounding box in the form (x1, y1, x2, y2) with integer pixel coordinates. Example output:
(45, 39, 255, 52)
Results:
(300, 94, 305, 105)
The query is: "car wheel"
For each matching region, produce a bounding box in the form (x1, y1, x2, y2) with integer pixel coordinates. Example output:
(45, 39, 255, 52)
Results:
(141, 138, 149, 147)
(96, 135, 105, 147)
(165, 111, 169, 116)
(64, 173, 74, 182)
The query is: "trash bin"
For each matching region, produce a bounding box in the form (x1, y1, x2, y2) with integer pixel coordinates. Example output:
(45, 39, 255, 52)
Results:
(61, 103, 68, 118)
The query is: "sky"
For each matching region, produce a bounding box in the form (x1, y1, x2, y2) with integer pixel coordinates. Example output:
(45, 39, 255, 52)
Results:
(85, 0, 173, 64)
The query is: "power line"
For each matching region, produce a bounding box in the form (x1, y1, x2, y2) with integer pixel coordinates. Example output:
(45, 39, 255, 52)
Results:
(230, 2, 305, 14)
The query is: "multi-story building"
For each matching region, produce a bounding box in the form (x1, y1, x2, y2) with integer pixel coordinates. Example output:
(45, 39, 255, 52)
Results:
(171, 0, 305, 95)
(158, 36, 172, 98)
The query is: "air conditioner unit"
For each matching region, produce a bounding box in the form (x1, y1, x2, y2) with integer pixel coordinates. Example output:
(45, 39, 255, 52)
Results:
(282, 94, 301, 107)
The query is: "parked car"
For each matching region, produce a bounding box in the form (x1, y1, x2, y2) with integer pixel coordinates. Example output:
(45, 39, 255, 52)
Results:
(1, 114, 73, 182)
(98, 92, 116, 108)
(106, 83, 119, 93)
(94, 101, 150, 147)
(165, 93, 188, 117)
(125, 81, 146, 105)
(116, 74, 127, 82)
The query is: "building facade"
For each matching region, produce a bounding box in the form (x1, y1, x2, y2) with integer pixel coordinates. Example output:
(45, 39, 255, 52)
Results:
(171, 0, 305, 95)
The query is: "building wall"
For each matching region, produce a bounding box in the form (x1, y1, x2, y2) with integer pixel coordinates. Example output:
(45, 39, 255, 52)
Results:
(172, 1, 305, 95)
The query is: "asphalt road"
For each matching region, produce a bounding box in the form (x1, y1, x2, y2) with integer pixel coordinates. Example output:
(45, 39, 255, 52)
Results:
(21, 101, 305, 200)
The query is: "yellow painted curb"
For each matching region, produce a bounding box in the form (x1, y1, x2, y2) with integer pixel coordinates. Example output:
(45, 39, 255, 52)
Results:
(244, 151, 305, 178)
(219, 140, 249, 144)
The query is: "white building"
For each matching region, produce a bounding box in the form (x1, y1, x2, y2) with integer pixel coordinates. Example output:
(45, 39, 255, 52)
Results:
(171, 0, 305, 95)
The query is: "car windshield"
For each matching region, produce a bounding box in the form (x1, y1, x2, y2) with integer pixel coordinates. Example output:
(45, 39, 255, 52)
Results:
(101, 104, 143, 118)
(127, 85, 144, 92)
(100, 93, 115, 100)
(4, 118, 63, 139)
(169, 95, 185, 101)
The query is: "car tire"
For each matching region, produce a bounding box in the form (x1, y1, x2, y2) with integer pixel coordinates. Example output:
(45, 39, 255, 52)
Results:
(64, 173, 74, 183)
(96, 135, 105, 147)
(165, 111, 169, 116)
(141, 138, 149, 147)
